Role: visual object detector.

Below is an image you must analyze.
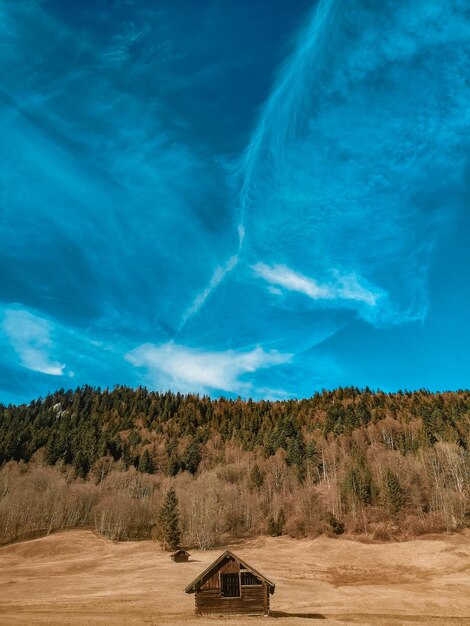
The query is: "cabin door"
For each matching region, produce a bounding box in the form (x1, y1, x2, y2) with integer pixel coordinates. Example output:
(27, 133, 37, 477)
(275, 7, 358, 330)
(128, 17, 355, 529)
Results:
(221, 573, 240, 597)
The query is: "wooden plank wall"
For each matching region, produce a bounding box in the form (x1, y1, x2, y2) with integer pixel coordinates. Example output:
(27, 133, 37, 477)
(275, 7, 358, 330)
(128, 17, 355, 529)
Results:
(195, 586, 266, 615)
(200, 558, 239, 591)
(173, 555, 188, 563)
(194, 555, 271, 615)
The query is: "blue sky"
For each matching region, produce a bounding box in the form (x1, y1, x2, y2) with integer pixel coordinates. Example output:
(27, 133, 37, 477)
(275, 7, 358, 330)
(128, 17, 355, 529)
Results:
(1, 0, 469, 405)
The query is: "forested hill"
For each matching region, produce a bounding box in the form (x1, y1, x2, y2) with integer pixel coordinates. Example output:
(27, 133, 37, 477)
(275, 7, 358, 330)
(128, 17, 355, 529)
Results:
(2, 386, 469, 473)
(1, 386, 469, 546)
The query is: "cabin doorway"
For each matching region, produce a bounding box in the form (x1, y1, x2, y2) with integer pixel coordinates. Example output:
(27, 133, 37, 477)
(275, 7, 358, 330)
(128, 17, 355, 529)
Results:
(221, 573, 240, 597)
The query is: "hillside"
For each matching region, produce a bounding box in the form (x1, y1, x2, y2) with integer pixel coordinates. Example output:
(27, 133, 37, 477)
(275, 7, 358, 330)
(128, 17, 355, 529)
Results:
(0, 386, 469, 545)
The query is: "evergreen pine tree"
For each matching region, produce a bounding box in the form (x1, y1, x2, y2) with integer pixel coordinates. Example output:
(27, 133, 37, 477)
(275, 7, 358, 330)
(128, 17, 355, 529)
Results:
(183, 440, 201, 475)
(154, 487, 181, 550)
(341, 459, 375, 509)
(381, 468, 403, 515)
(305, 440, 318, 464)
(138, 449, 154, 474)
(248, 463, 264, 491)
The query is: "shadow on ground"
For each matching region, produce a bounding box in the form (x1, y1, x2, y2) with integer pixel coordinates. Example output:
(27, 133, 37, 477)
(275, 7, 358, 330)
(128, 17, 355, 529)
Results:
(271, 611, 326, 619)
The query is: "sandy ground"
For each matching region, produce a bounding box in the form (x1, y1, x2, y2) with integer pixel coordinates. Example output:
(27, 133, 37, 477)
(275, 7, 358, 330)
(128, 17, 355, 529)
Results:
(0, 530, 469, 626)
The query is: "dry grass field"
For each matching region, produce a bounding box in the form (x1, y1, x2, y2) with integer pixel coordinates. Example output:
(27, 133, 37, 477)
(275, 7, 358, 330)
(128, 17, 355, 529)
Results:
(0, 530, 469, 626)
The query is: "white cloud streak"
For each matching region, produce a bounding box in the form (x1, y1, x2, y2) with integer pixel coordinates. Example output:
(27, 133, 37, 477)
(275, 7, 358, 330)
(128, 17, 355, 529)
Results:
(180, 253, 239, 329)
(180, 224, 246, 328)
(2, 308, 65, 375)
(252, 262, 381, 306)
(126, 342, 291, 394)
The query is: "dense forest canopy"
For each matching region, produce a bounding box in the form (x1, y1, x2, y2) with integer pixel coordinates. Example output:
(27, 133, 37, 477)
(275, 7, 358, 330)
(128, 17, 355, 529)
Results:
(1, 386, 469, 546)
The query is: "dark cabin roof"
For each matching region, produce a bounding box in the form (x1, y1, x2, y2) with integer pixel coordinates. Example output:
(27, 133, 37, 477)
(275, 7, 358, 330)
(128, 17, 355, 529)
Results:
(170, 548, 190, 557)
(184, 550, 275, 594)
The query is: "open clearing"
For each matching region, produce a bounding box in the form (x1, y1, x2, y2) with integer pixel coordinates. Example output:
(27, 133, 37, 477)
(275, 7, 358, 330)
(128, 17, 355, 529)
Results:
(0, 530, 469, 626)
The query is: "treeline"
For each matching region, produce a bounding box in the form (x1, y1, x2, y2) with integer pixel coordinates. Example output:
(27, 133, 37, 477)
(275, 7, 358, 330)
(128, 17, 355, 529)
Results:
(0, 386, 469, 546)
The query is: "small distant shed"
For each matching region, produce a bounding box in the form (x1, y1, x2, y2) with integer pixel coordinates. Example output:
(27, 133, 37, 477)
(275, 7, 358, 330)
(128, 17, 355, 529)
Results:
(170, 548, 190, 563)
(184, 550, 275, 616)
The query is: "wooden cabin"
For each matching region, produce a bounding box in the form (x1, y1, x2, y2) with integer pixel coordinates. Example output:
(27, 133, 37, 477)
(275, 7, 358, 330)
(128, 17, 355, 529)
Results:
(170, 548, 190, 563)
(184, 550, 275, 616)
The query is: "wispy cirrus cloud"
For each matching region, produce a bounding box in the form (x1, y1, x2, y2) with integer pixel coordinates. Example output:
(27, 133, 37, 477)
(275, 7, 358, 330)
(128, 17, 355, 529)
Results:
(252, 262, 381, 307)
(126, 342, 291, 394)
(98, 22, 148, 67)
(2, 308, 65, 376)
(237, 0, 469, 328)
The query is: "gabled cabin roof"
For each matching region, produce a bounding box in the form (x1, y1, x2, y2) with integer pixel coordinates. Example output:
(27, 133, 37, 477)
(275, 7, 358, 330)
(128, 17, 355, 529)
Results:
(184, 550, 275, 594)
(170, 548, 190, 557)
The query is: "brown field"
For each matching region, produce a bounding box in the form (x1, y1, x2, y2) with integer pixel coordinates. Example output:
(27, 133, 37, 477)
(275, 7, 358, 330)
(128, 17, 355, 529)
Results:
(0, 530, 469, 626)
